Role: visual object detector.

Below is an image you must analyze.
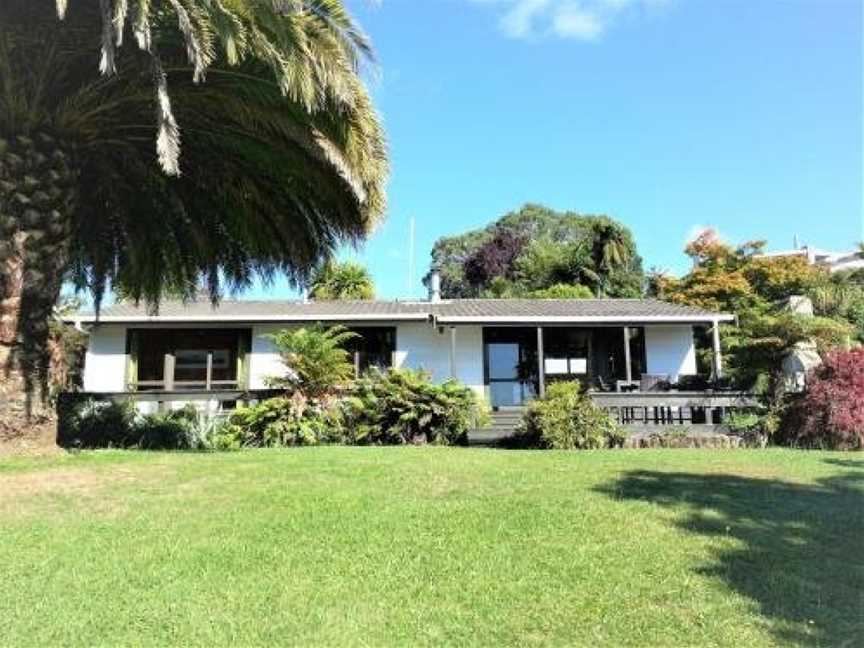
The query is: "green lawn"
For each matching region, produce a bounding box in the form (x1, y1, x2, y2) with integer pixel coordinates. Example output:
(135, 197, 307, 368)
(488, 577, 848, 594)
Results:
(1, 448, 862, 647)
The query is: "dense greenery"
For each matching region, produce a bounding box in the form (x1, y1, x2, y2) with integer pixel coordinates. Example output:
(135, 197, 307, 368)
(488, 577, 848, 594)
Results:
(216, 396, 345, 449)
(59, 400, 211, 449)
(782, 347, 864, 450)
(652, 230, 855, 393)
(515, 381, 623, 449)
(426, 204, 644, 298)
(308, 260, 376, 300)
(214, 328, 488, 448)
(2, 449, 861, 646)
(0, 1, 387, 431)
(265, 325, 358, 399)
(345, 368, 489, 445)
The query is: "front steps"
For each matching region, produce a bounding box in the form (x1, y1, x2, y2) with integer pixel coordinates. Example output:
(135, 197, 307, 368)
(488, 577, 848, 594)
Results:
(469, 407, 525, 445)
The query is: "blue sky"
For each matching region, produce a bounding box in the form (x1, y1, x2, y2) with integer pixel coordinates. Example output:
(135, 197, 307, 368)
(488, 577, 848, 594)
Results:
(259, 0, 863, 300)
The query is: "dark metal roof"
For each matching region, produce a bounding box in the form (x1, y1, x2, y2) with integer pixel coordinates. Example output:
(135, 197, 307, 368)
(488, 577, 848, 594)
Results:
(74, 298, 731, 324)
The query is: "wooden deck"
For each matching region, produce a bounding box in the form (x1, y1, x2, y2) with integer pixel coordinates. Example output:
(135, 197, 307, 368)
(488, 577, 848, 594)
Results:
(470, 391, 760, 445)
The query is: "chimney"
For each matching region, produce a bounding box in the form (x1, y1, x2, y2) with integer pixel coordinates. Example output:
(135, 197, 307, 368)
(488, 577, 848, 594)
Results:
(428, 270, 441, 303)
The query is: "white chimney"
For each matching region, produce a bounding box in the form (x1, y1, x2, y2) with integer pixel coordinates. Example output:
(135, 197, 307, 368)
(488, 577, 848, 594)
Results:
(428, 270, 441, 303)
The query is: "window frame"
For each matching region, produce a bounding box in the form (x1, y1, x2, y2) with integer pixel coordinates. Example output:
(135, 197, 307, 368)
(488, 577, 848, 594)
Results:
(126, 328, 251, 392)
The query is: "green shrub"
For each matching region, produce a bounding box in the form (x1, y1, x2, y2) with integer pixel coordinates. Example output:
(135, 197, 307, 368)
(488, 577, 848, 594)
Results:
(60, 400, 209, 450)
(265, 325, 358, 399)
(516, 382, 624, 449)
(136, 406, 209, 450)
(344, 368, 489, 445)
(61, 399, 139, 448)
(215, 396, 345, 448)
(725, 410, 777, 448)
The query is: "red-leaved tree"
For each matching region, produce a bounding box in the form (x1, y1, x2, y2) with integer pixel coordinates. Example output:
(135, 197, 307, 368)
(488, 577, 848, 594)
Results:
(783, 347, 864, 450)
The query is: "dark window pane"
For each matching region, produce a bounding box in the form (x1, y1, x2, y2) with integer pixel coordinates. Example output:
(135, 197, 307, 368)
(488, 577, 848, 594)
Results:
(130, 329, 245, 391)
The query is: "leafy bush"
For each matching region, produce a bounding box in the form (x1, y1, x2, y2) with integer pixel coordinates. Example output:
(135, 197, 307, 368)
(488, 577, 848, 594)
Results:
(214, 395, 345, 449)
(344, 368, 489, 445)
(60, 400, 208, 449)
(516, 381, 624, 450)
(60, 399, 139, 448)
(265, 325, 358, 399)
(781, 348, 864, 450)
(725, 410, 778, 448)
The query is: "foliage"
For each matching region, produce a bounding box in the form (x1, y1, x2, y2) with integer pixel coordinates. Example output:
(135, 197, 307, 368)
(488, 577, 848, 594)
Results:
(515, 381, 624, 450)
(47, 296, 88, 398)
(463, 230, 526, 288)
(781, 348, 864, 450)
(426, 204, 643, 298)
(59, 399, 209, 449)
(655, 228, 857, 395)
(0, 0, 387, 415)
(809, 281, 864, 342)
(215, 395, 345, 449)
(723, 313, 853, 391)
(526, 283, 594, 299)
(344, 368, 489, 445)
(725, 410, 779, 448)
(308, 261, 375, 301)
(743, 256, 827, 302)
(265, 325, 358, 399)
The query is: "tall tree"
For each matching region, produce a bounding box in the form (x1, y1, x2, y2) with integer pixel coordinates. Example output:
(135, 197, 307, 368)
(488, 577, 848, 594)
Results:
(0, 1, 388, 434)
(426, 204, 643, 298)
(308, 261, 375, 300)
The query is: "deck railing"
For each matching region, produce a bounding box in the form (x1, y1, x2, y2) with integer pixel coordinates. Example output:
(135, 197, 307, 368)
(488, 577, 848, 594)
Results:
(590, 391, 760, 435)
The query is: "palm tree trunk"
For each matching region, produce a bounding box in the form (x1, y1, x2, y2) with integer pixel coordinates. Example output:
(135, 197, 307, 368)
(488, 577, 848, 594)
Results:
(0, 133, 75, 440)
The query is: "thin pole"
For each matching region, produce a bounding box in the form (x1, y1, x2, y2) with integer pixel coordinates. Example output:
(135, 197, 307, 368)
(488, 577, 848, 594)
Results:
(449, 326, 457, 379)
(537, 327, 545, 398)
(712, 320, 723, 380)
(623, 326, 632, 384)
(407, 216, 415, 295)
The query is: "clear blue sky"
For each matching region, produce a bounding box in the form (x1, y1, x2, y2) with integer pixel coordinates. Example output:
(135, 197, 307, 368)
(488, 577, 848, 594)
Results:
(256, 0, 864, 299)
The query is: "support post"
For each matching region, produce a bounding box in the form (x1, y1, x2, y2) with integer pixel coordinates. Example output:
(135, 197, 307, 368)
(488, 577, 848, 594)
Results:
(712, 320, 723, 380)
(623, 326, 632, 385)
(164, 353, 175, 391)
(354, 351, 361, 379)
(449, 326, 457, 379)
(537, 326, 545, 398)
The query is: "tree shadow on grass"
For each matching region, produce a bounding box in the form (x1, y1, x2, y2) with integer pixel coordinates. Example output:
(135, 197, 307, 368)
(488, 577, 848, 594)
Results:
(595, 461, 864, 647)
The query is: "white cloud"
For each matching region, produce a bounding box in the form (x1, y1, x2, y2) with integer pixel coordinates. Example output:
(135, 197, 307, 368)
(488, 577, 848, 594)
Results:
(552, 3, 604, 40)
(475, 0, 671, 42)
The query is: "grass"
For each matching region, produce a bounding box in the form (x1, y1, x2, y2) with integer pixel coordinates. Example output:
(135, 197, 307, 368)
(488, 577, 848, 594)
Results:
(0, 448, 862, 647)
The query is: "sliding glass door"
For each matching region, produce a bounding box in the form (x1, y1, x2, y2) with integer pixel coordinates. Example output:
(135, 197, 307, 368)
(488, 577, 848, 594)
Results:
(483, 328, 537, 408)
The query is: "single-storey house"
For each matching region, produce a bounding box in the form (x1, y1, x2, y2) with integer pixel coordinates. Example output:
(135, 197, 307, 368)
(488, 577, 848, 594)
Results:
(73, 287, 734, 420)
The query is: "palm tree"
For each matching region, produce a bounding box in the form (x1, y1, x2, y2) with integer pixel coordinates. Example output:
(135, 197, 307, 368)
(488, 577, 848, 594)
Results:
(0, 1, 388, 433)
(308, 260, 375, 300)
(589, 222, 633, 296)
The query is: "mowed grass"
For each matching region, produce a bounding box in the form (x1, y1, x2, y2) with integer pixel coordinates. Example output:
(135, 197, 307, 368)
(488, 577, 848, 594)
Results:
(0, 448, 862, 647)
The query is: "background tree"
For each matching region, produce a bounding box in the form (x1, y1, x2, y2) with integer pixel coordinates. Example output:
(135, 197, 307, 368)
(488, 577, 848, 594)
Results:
(657, 228, 856, 393)
(426, 204, 643, 299)
(308, 261, 375, 301)
(463, 230, 526, 291)
(0, 1, 387, 434)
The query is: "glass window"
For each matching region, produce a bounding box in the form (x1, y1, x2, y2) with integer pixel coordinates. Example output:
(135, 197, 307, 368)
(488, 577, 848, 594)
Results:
(129, 329, 247, 391)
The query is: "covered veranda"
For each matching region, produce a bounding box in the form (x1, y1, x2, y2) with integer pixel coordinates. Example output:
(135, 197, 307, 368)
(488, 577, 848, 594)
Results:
(438, 322, 725, 409)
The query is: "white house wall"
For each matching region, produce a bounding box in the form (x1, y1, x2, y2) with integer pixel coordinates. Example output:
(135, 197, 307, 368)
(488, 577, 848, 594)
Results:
(644, 325, 697, 381)
(83, 324, 127, 392)
(394, 323, 485, 396)
(249, 324, 286, 389)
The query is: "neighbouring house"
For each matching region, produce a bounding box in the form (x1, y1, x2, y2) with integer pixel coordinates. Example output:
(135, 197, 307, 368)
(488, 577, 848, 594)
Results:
(755, 245, 864, 274)
(70, 280, 744, 438)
